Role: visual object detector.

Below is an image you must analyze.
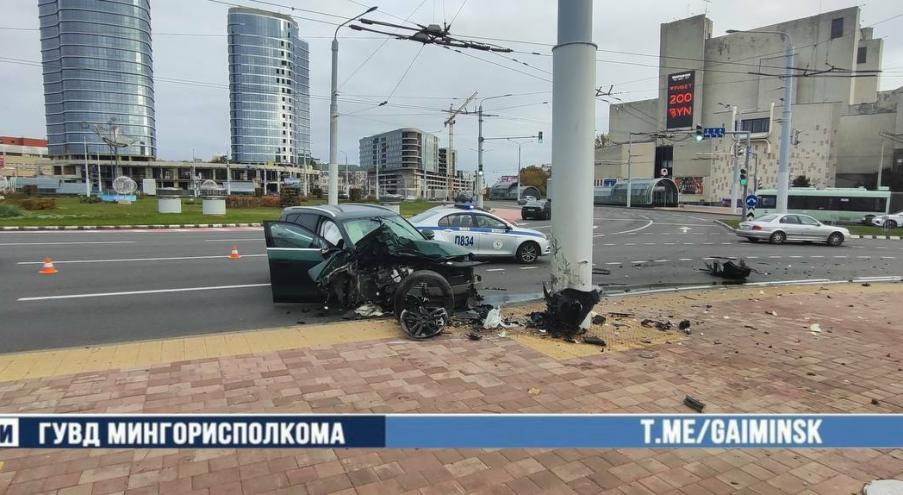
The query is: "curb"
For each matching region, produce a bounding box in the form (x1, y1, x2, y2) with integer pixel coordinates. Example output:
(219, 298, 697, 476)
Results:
(851, 234, 902, 240)
(713, 219, 737, 233)
(1, 223, 263, 231)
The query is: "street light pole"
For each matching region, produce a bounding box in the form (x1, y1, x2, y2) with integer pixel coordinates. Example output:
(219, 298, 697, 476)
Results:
(476, 94, 513, 208)
(329, 6, 377, 206)
(516, 142, 522, 203)
(551, 0, 596, 297)
(626, 133, 632, 208)
(727, 28, 793, 213)
(83, 137, 90, 197)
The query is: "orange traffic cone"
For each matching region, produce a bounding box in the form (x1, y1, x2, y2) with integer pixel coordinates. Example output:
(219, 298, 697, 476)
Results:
(228, 246, 241, 260)
(39, 257, 58, 275)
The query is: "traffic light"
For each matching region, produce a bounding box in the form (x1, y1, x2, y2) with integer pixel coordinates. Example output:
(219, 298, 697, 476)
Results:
(695, 125, 704, 141)
(537, 131, 543, 143)
(739, 168, 748, 186)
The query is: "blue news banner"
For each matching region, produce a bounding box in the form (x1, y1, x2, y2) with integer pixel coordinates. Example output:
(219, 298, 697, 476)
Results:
(0, 414, 901, 448)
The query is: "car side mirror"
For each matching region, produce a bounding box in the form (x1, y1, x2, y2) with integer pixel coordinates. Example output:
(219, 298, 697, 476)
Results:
(505, 224, 513, 231)
(421, 230, 435, 240)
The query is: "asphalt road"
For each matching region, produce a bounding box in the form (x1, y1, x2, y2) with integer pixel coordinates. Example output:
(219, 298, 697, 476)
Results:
(1, 206, 901, 352)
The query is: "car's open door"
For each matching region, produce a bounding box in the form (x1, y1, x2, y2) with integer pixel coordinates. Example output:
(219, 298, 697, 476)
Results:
(263, 221, 329, 303)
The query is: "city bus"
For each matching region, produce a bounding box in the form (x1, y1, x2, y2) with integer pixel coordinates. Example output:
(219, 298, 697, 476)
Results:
(753, 187, 891, 224)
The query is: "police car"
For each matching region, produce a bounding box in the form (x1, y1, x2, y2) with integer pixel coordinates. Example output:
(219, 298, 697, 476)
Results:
(409, 204, 551, 263)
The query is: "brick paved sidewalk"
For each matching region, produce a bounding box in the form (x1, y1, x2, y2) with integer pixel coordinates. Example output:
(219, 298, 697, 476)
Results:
(1, 283, 902, 495)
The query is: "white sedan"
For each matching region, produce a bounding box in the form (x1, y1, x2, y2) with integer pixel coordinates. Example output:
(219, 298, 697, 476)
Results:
(410, 205, 551, 263)
(871, 211, 903, 229)
(736, 213, 850, 246)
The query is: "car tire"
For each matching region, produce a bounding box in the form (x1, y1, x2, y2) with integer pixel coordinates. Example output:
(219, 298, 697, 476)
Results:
(888, 220, 899, 229)
(515, 241, 540, 264)
(827, 232, 844, 247)
(393, 270, 454, 339)
(769, 231, 786, 245)
(746, 237, 759, 243)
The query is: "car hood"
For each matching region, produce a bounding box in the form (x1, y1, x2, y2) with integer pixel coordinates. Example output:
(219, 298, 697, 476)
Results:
(309, 223, 472, 284)
(513, 227, 547, 239)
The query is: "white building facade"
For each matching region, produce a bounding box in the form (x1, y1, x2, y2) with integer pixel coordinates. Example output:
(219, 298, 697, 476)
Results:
(596, 7, 902, 204)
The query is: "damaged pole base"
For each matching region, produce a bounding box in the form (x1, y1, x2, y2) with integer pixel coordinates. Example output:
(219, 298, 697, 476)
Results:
(539, 283, 601, 337)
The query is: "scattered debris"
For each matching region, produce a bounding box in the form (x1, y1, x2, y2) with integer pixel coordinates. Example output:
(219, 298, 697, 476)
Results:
(467, 331, 482, 341)
(683, 395, 706, 413)
(483, 308, 503, 329)
(591, 313, 607, 325)
(862, 282, 872, 287)
(704, 258, 752, 280)
(766, 310, 778, 316)
(678, 320, 692, 334)
(527, 387, 542, 396)
(862, 479, 903, 495)
(583, 335, 606, 347)
(607, 311, 634, 318)
(498, 330, 508, 338)
(354, 304, 384, 318)
(809, 323, 822, 334)
(871, 398, 880, 406)
(641, 319, 673, 331)
(640, 337, 653, 344)
(639, 351, 657, 359)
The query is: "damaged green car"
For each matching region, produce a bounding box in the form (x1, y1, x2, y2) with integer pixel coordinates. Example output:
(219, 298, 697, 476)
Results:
(264, 204, 481, 338)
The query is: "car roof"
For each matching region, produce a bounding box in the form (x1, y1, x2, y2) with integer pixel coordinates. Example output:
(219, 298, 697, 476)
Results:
(281, 203, 397, 219)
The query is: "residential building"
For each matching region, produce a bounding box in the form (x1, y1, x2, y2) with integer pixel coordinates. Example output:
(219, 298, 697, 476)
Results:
(228, 7, 311, 169)
(360, 128, 454, 198)
(0, 137, 52, 178)
(38, 0, 156, 160)
(596, 6, 902, 204)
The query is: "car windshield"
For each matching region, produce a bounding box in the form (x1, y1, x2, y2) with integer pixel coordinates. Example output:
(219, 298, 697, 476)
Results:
(342, 215, 424, 246)
(757, 214, 779, 222)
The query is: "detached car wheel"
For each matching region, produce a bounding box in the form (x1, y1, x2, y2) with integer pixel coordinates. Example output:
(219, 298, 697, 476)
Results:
(769, 231, 786, 245)
(827, 232, 844, 247)
(394, 270, 455, 339)
(515, 241, 540, 264)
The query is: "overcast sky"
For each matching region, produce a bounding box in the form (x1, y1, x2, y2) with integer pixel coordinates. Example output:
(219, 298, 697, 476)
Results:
(2, 0, 902, 183)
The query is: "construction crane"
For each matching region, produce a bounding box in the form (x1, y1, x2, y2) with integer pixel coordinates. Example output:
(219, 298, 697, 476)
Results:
(443, 91, 477, 200)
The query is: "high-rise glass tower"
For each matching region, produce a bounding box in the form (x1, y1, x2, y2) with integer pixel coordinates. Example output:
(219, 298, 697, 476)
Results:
(38, 0, 156, 159)
(228, 7, 310, 165)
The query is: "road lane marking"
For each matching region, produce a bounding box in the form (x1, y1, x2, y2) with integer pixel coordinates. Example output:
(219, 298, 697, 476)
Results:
(607, 220, 654, 235)
(0, 241, 136, 246)
(789, 255, 803, 258)
(678, 258, 693, 261)
(654, 259, 669, 263)
(625, 243, 636, 246)
(17, 254, 267, 265)
(768, 255, 782, 258)
(746, 256, 759, 259)
(643, 242, 656, 245)
(856, 256, 871, 259)
(520, 266, 537, 270)
(605, 262, 621, 265)
(485, 268, 505, 272)
(834, 255, 848, 258)
(881, 256, 897, 259)
(17, 283, 272, 302)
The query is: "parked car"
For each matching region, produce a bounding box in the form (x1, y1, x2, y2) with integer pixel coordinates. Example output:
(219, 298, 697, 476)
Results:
(736, 213, 850, 246)
(268, 205, 481, 332)
(521, 198, 551, 220)
(871, 211, 903, 228)
(516, 195, 536, 206)
(410, 205, 550, 263)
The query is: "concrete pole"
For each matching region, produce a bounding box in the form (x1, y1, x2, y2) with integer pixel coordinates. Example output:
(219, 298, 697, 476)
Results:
(83, 137, 90, 197)
(878, 140, 885, 188)
(626, 133, 632, 208)
(301, 151, 308, 196)
(741, 133, 751, 219)
(375, 162, 380, 201)
(226, 153, 232, 195)
(776, 36, 794, 213)
(476, 105, 484, 208)
(729, 106, 738, 212)
(516, 143, 522, 202)
(551, 0, 595, 293)
(328, 37, 340, 205)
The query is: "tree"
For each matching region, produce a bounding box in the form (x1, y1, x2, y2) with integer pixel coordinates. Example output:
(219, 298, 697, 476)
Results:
(519, 165, 551, 197)
(792, 175, 811, 187)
